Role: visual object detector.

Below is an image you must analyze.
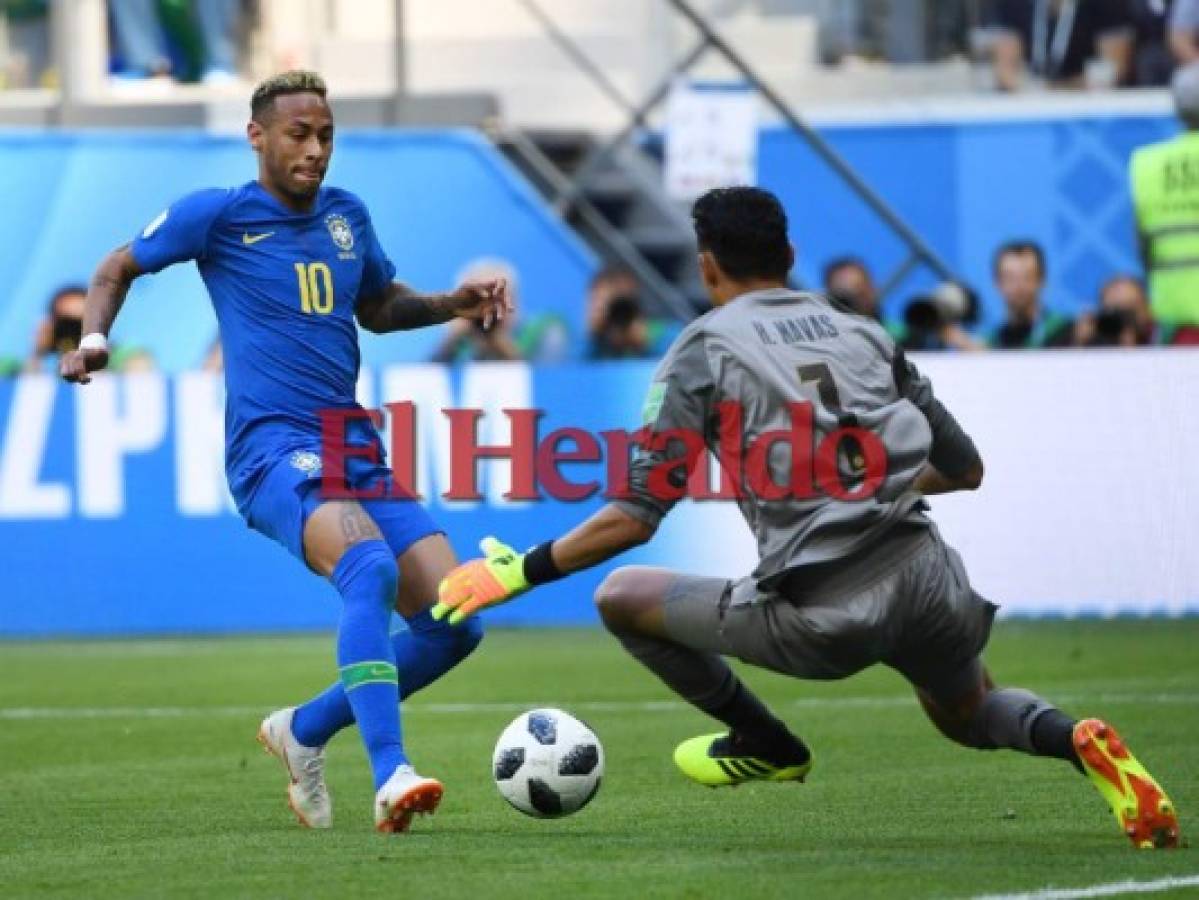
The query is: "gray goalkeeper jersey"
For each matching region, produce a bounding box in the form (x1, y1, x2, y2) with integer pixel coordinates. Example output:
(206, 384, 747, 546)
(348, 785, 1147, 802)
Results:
(613, 287, 979, 593)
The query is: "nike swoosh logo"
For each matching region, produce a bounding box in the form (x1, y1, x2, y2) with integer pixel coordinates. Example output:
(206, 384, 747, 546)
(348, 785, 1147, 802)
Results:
(242, 232, 274, 245)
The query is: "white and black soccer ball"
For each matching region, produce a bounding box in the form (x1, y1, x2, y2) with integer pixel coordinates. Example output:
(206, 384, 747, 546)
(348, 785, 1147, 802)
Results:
(492, 708, 604, 818)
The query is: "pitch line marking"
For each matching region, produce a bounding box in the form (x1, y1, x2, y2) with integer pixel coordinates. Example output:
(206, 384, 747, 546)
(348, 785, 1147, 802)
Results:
(966, 873, 1199, 900)
(0, 691, 1195, 720)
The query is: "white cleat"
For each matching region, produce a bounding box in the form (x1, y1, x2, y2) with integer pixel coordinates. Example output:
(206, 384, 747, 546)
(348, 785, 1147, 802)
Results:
(374, 765, 444, 834)
(256, 707, 332, 829)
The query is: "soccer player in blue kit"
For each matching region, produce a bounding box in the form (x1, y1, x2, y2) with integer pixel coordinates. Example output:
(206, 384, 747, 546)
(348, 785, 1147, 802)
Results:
(59, 71, 509, 833)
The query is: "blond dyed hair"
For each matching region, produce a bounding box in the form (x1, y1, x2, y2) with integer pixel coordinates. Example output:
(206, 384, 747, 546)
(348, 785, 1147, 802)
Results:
(250, 70, 328, 122)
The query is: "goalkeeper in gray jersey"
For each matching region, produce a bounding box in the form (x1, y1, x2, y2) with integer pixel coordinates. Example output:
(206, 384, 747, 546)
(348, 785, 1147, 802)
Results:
(434, 187, 1179, 849)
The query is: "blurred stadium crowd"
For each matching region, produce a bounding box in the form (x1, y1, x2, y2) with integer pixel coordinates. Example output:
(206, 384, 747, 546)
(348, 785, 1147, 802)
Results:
(8, 235, 1191, 379)
(816, 0, 1199, 90)
(3, 1, 1198, 376)
(1, 0, 243, 88)
(8, 1, 1199, 92)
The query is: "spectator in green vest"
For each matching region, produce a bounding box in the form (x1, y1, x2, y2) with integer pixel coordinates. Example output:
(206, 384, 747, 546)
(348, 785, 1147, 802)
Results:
(1130, 62, 1199, 333)
(989, 240, 1075, 349)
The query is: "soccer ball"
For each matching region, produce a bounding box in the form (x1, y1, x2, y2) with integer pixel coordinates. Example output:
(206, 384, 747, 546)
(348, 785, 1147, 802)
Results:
(492, 708, 604, 818)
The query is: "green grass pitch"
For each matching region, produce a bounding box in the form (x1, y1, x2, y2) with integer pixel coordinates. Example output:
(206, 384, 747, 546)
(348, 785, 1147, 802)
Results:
(1, 620, 1196, 899)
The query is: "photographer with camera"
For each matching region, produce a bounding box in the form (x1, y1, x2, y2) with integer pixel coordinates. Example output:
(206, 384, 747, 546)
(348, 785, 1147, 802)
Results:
(589, 293, 654, 360)
(897, 281, 986, 352)
(25, 284, 154, 373)
(586, 267, 669, 361)
(1073, 275, 1159, 346)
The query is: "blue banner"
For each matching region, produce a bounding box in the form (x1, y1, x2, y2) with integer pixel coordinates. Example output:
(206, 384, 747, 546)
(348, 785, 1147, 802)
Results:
(5, 358, 1197, 635)
(758, 113, 1176, 330)
(0, 130, 597, 371)
(0, 365, 667, 636)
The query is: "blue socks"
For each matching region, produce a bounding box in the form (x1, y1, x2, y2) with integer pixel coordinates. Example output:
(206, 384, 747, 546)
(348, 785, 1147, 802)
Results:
(394, 609, 485, 697)
(291, 581, 484, 759)
(330, 540, 406, 790)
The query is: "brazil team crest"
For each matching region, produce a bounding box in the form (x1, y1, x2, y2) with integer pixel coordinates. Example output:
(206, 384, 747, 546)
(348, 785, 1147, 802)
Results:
(326, 214, 354, 253)
(289, 450, 322, 476)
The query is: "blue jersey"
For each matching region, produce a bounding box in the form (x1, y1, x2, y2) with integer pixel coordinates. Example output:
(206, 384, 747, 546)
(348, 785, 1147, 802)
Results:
(130, 181, 396, 506)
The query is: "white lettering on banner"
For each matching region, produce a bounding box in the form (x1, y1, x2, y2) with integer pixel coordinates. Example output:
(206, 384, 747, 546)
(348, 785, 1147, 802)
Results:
(0, 375, 70, 519)
(355, 369, 374, 410)
(462, 364, 533, 508)
(175, 372, 234, 516)
(378, 363, 533, 508)
(77, 374, 167, 518)
(657, 349, 1199, 617)
(381, 364, 455, 506)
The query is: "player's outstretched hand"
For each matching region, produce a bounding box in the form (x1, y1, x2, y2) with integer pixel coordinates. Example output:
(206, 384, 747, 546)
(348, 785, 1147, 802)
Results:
(59, 348, 110, 384)
(452, 277, 513, 331)
(433, 536, 530, 625)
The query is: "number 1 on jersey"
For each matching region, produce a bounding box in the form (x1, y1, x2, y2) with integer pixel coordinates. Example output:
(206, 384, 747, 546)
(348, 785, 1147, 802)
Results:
(295, 262, 333, 315)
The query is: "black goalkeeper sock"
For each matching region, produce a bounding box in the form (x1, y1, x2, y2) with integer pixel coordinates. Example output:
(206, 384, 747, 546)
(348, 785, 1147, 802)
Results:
(611, 629, 810, 767)
(727, 730, 811, 768)
(711, 681, 810, 767)
(971, 688, 1080, 774)
(1030, 708, 1083, 773)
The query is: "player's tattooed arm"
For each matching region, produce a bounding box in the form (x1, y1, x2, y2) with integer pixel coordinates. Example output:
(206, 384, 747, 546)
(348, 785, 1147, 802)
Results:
(355, 278, 512, 334)
(355, 283, 459, 331)
(61, 244, 143, 384)
(86, 244, 141, 333)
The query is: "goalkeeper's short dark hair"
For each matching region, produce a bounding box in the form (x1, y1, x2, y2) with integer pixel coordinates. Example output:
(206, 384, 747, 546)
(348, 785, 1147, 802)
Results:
(691, 187, 792, 282)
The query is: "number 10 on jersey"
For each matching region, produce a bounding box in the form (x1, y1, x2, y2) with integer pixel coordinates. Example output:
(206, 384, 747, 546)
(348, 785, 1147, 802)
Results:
(295, 262, 333, 314)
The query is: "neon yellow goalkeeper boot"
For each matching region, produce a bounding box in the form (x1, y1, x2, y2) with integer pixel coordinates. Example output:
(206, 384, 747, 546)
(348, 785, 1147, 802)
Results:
(1073, 718, 1180, 849)
(673, 732, 813, 788)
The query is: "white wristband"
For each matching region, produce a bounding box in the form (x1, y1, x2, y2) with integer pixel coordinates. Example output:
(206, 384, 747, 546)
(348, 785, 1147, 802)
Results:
(79, 333, 108, 353)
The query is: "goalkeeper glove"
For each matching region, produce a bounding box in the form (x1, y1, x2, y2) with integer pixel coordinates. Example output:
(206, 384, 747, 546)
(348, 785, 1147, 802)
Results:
(432, 536, 530, 625)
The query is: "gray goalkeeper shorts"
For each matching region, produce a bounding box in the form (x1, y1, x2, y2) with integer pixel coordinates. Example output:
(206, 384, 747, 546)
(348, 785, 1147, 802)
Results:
(661, 524, 997, 700)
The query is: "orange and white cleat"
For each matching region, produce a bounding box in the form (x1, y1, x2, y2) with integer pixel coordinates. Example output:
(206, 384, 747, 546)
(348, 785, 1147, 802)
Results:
(374, 765, 444, 834)
(257, 707, 332, 829)
(1073, 718, 1180, 849)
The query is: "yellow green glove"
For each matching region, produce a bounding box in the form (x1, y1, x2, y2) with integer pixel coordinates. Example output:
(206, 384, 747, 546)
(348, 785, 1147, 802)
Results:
(432, 536, 530, 625)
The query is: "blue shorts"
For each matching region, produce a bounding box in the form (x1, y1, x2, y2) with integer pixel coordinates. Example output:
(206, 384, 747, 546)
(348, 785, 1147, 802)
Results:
(242, 448, 441, 567)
